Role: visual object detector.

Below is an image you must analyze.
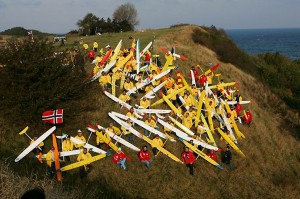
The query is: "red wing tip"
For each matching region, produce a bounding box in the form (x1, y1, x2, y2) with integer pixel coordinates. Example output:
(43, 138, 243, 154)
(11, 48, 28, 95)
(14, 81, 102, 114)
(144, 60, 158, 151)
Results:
(160, 48, 169, 54)
(87, 124, 95, 129)
(180, 56, 188, 61)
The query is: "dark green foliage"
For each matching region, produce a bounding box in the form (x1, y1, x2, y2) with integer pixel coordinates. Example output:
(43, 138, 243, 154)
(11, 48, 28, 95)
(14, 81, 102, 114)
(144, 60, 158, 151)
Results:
(170, 23, 191, 28)
(77, 13, 100, 36)
(0, 38, 87, 124)
(0, 27, 50, 36)
(116, 20, 134, 32)
(192, 26, 300, 113)
(67, 29, 79, 35)
(192, 26, 260, 76)
(258, 53, 300, 110)
(76, 13, 134, 36)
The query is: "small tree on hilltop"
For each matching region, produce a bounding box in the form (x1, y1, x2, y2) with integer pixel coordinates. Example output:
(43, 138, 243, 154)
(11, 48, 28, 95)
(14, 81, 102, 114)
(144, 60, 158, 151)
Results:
(113, 3, 139, 31)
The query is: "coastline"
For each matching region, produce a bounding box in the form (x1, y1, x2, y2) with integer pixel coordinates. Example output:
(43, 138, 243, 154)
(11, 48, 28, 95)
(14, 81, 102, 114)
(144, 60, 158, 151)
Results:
(225, 28, 300, 60)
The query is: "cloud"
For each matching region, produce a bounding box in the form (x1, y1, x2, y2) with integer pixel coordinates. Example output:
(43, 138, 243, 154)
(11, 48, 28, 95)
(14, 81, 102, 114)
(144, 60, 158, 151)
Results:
(0, 0, 6, 8)
(8, 0, 42, 6)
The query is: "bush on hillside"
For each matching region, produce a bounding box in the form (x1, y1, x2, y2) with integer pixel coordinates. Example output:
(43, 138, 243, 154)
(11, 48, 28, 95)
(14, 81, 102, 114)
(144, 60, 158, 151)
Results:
(0, 38, 87, 124)
(67, 29, 79, 35)
(170, 23, 191, 28)
(257, 52, 300, 110)
(192, 26, 300, 113)
(191, 26, 260, 76)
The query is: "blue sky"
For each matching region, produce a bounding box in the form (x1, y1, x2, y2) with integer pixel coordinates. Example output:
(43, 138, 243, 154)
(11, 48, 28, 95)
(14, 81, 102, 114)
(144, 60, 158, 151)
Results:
(0, 0, 299, 33)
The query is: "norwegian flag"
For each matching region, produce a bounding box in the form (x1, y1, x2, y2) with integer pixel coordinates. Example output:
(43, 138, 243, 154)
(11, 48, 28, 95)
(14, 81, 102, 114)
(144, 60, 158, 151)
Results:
(27, 30, 33, 35)
(42, 109, 63, 125)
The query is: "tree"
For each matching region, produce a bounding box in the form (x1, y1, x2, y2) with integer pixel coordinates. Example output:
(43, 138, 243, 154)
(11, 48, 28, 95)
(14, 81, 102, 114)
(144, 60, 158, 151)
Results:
(113, 3, 139, 30)
(0, 38, 87, 123)
(76, 13, 100, 35)
(104, 17, 113, 33)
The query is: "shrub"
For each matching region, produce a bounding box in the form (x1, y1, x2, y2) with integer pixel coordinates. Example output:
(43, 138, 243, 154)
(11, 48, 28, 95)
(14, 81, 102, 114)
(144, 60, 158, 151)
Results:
(0, 38, 87, 124)
(192, 26, 300, 113)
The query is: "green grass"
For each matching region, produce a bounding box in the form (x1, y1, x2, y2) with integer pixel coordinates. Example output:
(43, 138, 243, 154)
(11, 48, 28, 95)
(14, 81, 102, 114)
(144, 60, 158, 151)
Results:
(56, 27, 179, 53)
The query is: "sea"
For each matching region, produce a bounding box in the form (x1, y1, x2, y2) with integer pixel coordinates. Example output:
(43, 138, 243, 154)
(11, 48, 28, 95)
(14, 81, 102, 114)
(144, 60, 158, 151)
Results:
(225, 28, 300, 60)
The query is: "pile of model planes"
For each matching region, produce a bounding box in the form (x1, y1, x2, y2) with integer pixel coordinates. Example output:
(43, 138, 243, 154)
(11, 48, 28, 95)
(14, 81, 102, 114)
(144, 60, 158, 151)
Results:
(15, 38, 252, 181)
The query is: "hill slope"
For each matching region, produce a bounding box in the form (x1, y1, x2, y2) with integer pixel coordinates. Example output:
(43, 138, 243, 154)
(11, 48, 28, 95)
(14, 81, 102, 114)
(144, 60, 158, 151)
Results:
(0, 27, 51, 36)
(1, 26, 300, 199)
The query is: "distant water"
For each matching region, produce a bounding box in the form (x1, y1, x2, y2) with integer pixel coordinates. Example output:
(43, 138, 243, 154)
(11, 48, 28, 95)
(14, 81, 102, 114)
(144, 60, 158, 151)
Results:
(225, 28, 300, 60)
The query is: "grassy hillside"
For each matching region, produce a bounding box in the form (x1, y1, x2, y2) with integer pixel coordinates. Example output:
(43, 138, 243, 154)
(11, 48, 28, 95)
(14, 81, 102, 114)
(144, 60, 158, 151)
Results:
(0, 27, 51, 36)
(1, 25, 300, 199)
(191, 26, 300, 116)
